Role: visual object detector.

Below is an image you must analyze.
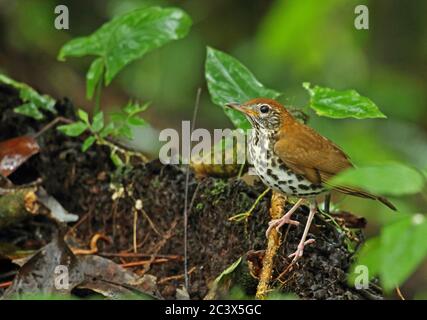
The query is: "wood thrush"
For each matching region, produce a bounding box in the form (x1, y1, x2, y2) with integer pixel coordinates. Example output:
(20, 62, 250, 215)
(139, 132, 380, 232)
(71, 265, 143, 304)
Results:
(227, 98, 396, 261)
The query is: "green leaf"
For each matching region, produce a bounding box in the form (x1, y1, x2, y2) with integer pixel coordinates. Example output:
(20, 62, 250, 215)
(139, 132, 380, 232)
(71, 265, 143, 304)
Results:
(92, 111, 104, 133)
(380, 214, 427, 291)
(348, 237, 382, 285)
(0, 73, 56, 119)
(58, 7, 192, 84)
(303, 82, 386, 119)
(100, 122, 116, 138)
(57, 121, 88, 137)
(86, 57, 104, 99)
(205, 47, 282, 129)
(127, 116, 146, 126)
(14, 103, 44, 120)
(82, 136, 96, 152)
(117, 125, 133, 139)
(110, 151, 124, 167)
(213, 257, 242, 286)
(329, 163, 425, 196)
(77, 109, 89, 124)
(123, 101, 150, 115)
(110, 112, 128, 123)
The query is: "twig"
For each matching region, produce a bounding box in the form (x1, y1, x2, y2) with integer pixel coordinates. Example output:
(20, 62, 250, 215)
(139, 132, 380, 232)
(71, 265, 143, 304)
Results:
(255, 191, 286, 299)
(120, 257, 182, 268)
(99, 252, 182, 259)
(33, 116, 73, 139)
(396, 286, 406, 300)
(72, 233, 111, 255)
(0, 281, 12, 289)
(229, 187, 270, 222)
(133, 208, 138, 253)
(158, 266, 197, 284)
(183, 88, 202, 291)
(141, 218, 178, 274)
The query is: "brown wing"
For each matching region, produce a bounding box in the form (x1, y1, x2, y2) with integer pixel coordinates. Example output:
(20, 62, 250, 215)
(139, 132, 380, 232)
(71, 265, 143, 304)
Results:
(273, 121, 396, 210)
(273, 121, 352, 185)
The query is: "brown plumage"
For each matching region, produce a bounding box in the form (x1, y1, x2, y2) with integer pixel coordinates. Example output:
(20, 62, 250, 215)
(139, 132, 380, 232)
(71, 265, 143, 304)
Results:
(227, 97, 395, 261)
(243, 98, 396, 210)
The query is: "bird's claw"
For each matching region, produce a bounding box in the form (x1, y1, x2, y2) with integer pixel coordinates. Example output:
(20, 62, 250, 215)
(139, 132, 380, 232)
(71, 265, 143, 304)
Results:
(265, 215, 300, 237)
(288, 239, 316, 262)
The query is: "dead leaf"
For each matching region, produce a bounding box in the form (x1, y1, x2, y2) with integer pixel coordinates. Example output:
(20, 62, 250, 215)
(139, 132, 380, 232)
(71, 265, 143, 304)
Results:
(0, 136, 40, 177)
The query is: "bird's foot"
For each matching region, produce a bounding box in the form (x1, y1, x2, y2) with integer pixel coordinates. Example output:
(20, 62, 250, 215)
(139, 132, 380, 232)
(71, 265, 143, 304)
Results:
(288, 239, 316, 262)
(265, 214, 300, 237)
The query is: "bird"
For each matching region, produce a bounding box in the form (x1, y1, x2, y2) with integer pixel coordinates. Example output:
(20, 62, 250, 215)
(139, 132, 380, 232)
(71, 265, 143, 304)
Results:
(226, 98, 396, 261)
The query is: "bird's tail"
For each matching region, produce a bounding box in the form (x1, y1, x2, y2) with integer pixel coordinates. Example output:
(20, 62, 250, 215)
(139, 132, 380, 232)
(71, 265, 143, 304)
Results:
(334, 186, 397, 211)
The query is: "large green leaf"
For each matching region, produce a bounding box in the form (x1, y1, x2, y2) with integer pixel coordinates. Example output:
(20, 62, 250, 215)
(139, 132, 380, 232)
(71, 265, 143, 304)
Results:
(350, 214, 427, 292)
(58, 7, 192, 85)
(205, 47, 282, 129)
(303, 82, 386, 119)
(329, 163, 425, 196)
(0, 74, 56, 120)
(380, 214, 427, 291)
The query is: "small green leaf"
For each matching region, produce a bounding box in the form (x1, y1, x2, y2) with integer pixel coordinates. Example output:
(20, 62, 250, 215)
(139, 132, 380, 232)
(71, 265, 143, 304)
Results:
(58, 7, 192, 84)
(82, 136, 96, 152)
(118, 125, 133, 139)
(127, 116, 146, 126)
(380, 214, 427, 291)
(86, 57, 104, 99)
(1, 73, 56, 119)
(100, 122, 116, 138)
(77, 109, 89, 124)
(205, 47, 282, 129)
(303, 82, 386, 119)
(213, 257, 242, 285)
(92, 111, 104, 133)
(329, 163, 425, 196)
(110, 151, 124, 167)
(57, 121, 88, 137)
(14, 103, 44, 120)
(123, 101, 150, 115)
(110, 112, 128, 123)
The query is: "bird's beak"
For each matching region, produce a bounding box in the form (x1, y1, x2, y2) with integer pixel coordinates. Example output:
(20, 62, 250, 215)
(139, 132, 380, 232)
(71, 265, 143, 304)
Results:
(225, 102, 256, 116)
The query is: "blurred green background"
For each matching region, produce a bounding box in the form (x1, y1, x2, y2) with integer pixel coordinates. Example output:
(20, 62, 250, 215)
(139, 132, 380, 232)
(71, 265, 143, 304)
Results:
(0, 0, 426, 298)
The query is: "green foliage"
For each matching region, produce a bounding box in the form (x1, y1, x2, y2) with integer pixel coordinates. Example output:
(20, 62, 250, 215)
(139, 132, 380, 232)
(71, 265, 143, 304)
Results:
(329, 163, 425, 196)
(205, 47, 281, 129)
(58, 6, 192, 99)
(204, 48, 427, 295)
(350, 214, 427, 292)
(58, 102, 148, 153)
(0, 74, 56, 120)
(212, 256, 242, 286)
(109, 101, 149, 139)
(303, 82, 386, 119)
(57, 121, 88, 137)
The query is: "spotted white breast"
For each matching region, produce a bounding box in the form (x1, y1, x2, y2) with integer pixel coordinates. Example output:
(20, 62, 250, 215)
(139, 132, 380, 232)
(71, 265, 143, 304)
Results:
(248, 128, 325, 198)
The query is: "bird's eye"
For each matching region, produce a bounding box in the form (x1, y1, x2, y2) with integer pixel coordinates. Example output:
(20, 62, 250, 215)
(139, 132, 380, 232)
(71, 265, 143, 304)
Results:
(259, 104, 270, 114)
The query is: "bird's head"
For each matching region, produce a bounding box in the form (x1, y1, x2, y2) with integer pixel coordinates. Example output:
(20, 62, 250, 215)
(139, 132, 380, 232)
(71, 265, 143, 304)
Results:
(226, 98, 292, 131)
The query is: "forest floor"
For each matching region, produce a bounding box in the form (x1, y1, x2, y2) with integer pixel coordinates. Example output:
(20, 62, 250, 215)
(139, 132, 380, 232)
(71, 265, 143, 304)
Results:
(0, 84, 383, 300)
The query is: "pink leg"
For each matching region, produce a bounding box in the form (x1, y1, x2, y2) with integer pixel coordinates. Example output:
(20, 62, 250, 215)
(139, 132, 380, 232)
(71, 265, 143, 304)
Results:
(265, 198, 304, 237)
(288, 202, 317, 262)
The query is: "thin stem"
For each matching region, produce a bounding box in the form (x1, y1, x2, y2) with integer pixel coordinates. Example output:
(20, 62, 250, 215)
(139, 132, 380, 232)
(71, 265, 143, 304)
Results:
(133, 208, 138, 253)
(183, 88, 202, 292)
(93, 68, 104, 115)
(229, 187, 270, 221)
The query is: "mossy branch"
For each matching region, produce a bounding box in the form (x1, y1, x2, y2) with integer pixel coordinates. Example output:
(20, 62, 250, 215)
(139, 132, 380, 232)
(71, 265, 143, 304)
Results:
(255, 191, 286, 299)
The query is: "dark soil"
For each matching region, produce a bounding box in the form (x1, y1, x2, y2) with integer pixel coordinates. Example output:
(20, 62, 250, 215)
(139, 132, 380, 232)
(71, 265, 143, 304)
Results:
(0, 84, 383, 300)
